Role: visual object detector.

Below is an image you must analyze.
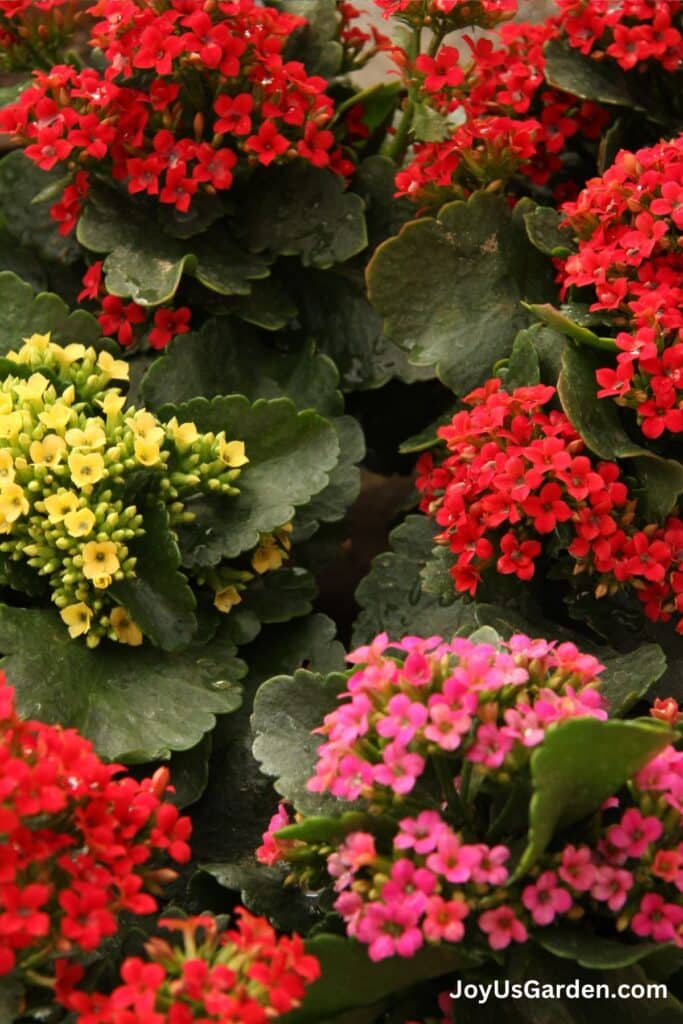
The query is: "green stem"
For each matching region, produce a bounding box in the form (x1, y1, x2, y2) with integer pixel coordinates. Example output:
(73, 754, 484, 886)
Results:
(459, 759, 473, 806)
(383, 23, 423, 164)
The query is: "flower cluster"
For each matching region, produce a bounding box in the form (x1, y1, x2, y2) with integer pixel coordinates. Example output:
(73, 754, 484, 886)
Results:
(0, 0, 82, 71)
(375, 0, 516, 29)
(56, 910, 320, 1023)
(259, 632, 683, 963)
(561, 135, 683, 439)
(556, 0, 683, 72)
(416, 378, 683, 632)
(394, 19, 609, 205)
(0, 677, 190, 981)
(0, 332, 249, 646)
(0, 0, 352, 233)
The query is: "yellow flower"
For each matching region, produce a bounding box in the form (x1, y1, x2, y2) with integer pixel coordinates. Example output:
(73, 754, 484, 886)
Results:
(219, 439, 248, 468)
(110, 606, 143, 646)
(65, 421, 107, 449)
(214, 585, 243, 614)
(60, 602, 92, 638)
(44, 490, 79, 523)
(30, 434, 67, 467)
(0, 450, 15, 486)
(98, 350, 130, 381)
(20, 372, 50, 402)
(0, 483, 29, 524)
(64, 507, 96, 538)
(99, 389, 126, 417)
(251, 535, 286, 574)
(82, 540, 120, 580)
(69, 451, 105, 488)
(92, 573, 112, 589)
(59, 343, 87, 364)
(0, 411, 23, 440)
(134, 437, 161, 467)
(128, 410, 164, 444)
(167, 417, 199, 449)
(0, 393, 13, 415)
(39, 402, 73, 433)
(21, 332, 51, 357)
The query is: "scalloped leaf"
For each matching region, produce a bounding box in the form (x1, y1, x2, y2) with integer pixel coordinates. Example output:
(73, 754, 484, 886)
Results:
(0, 605, 257, 762)
(280, 0, 343, 77)
(110, 499, 197, 651)
(515, 718, 674, 878)
(159, 396, 339, 567)
(523, 202, 576, 258)
(0, 150, 81, 264)
(544, 38, 642, 109)
(245, 164, 367, 270)
(367, 191, 552, 393)
(353, 515, 476, 646)
(0, 271, 106, 352)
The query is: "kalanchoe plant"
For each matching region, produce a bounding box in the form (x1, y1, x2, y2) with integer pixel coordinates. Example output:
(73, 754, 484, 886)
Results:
(254, 629, 683, 1005)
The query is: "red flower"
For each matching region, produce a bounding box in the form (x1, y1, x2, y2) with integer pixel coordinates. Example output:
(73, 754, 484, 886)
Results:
(98, 295, 147, 347)
(245, 120, 290, 166)
(148, 307, 192, 350)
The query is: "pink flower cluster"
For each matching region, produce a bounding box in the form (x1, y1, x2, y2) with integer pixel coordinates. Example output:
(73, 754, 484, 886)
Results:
(305, 631, 606, 802)
(258, 633, 683, 963)
(561, 135, 683, 439)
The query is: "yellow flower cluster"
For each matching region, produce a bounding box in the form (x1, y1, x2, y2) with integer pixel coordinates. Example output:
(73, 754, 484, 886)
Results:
(0, 333, 251, 647)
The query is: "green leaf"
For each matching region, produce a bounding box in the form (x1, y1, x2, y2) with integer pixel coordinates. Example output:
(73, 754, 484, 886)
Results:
(241, 612, 345, 683)
(353, 515, 476, 646)
(143, 320, 342, 416)
(110, 500, 198, 651)
(0, 976, 24, 1024)
(245, 164, 367, 270)
(544, 39, 641, 108)
(601, 644, 667, 717)
(0, 605, 254, 762)
(367, 191, 552, 393)
(162, 396, 339, 566)
(496, 329, 541, 391)
(0, 150, 81, 264)
(167, 732, 212, 808)
(536, 927, 679, 971)
(0, 271, 106, 352)
(399, 404, 458, 453)
(297, 415, 364, 530)
(523, 203, 576, 257)
(525, 303, 614, 351)
(225, 276, 297, 331)
(199, 862, 323, 935)
(279, 0, 342, 77)
(193, 227, 271, 295)
(241, 567, 317, 623)
(251, 667, 349, 815)
(516, 717, 674, 877)
(412, 102, 450, 141)
(557, 345, 683, 518)
(282, 936, 482, 1024)
(353, 155, 415, 250)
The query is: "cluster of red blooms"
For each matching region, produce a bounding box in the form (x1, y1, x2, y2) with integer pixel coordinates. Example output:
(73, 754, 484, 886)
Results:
(556, 0, 683, 72)
(259, 633, 683, 962)
(375, 0, 515, 26)
(0, 677, 191, 981)
(0, 0, 352, 234)
(416, 379, 683, 632)
(561, 136, 683, 439)
(395, 19, 609, 204)
(0, 0, 82, 71)
(56, 911, 320, 1024)
(78, 260, 191, 350)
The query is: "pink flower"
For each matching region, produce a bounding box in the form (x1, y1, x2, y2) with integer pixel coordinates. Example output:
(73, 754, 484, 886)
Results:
(381, 859, 436, 916)
(478, 906, 528, 950)
(558, 845, 596, 892)
(466, 723, 514, 768)
(471, 844, 510, 885)
(426, 833, 481, 884)
(330, 754, 374, 802)
(327, 833, 376, 891)
(356, 901, 424, 961)
(424, 700, 472, 751)
(395, 812, 449, 855)
(607, 808, 663, 858)
(631, 894, 683, 942)
(377, 694, 428, 745)
(522, 871, 572, 925)
(591, 866, 633, 911)
(373, 744, 425, 795)
(423, 896, 469, 942)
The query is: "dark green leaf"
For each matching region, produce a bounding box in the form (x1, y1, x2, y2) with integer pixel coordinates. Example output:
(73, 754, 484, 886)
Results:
(367, 191, 552, 393)
(544, 39, 641, 108)
(0, 271, 105, 352)
(353, 155, 415, 249)
(279, 0, 342, 76)
(497, 329, 541, 391)
(226, 276, 297, 331)
(630, 454, 683, 522)
(353, 516, 476, 645)
(399, 405, 457, 453)
(245, 164, 367, 270)
(516, 717, 673, 877)
(525, 303, 614, 350)
(193, 228, 271, 295)
(0, 150, 80, 263)
(251, 668, 349, 815)
(241, 567, 317, 623)
(162, 396, 339, 567)
(167, 733, 212, 808)
(601, 644, 667, 717)
(200, 862, 322, 934)
(413, 102, 449, 141)
(523, 202, 576, 257)
(1, 605, 254, 762)
(536, 927, 679, 971)
(110, 500, 198, 651)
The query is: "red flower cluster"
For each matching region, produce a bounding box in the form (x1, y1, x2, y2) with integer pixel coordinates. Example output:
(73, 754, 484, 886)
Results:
(416, 378, 683, 631)
(0, 678, 191, 980)
(56, 911, 320, 1023)
(0, 0, 352, 233)
(395, 20, 608, 204)
(0, 0, 82, 71)
(375, 0, 515, 28)
(557, 0, 683, 72)
(561, 135, 683, 438)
